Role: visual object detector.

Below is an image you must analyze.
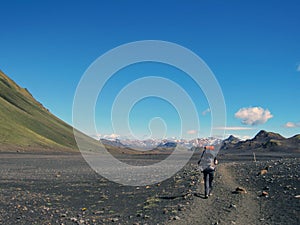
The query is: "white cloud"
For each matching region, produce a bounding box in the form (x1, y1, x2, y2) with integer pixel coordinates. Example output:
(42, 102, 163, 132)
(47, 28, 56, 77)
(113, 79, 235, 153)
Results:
(103, 133, 120, 139)
(227, 134, 251, 140)
(187, 130, 198, 134)
(235, 107, 273, 125)
(202, 108, 211, 116)
(241, 135, 251, 140)
(214, 126, 255, 130)
(284, 121, 300, 128)
(297, 64, 300, 72)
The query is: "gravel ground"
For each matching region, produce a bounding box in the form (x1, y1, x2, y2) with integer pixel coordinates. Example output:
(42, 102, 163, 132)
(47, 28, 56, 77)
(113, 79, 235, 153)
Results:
(169, 155, 300, 225)
(0, 152, 299, 225)
(0, 153, 199, 225)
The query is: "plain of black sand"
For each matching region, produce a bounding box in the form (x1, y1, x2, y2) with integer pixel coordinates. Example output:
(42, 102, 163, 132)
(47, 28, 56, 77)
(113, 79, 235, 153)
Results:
(0, 151, 299, 225)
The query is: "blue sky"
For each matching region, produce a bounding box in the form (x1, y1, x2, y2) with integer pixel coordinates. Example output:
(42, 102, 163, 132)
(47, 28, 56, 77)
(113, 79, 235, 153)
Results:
(0, 0, 299, 139)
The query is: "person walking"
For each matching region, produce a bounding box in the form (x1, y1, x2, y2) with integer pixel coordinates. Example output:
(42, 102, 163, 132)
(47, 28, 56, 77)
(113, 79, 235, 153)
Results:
(198, 146, 218, 198)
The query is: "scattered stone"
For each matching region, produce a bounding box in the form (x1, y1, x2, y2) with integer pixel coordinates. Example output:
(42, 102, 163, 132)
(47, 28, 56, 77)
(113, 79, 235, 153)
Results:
(263, 186, 270, 191)
(93, 210, 104, 214)
(229, 203, 237, 209)
(136, 213, 143, 217)
(232, 187, 247, 194)
(163, 208, 168, 214)
(257, 166, 269, 176)
(144, 215, 150, 219)
(260, 191, 269, 197)
(284, 185, 292, 190)
(294, 195, 300, 198)
(177, 204, 185, 211)
(111, 217, 119, 222)
(172, 216, 180, 220)
(55, 172, 61, 178)
(70, 217, 77, 222)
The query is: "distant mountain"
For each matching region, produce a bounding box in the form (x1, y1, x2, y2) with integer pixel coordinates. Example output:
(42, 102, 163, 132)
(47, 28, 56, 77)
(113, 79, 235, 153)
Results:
(157, 141, 177, 149)
(100, 138, 126, 148)
(0, 70, 100, 152)
(220, 135, 240, 151)
(99, 137, 222, 151)
(220, 130, 300, 153)
(222, 135, 240, 144)
(252, 130, 285, 142)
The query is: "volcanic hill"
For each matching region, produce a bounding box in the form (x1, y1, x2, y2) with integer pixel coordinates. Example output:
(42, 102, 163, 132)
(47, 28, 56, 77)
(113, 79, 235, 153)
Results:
(221, 130, 300, 153)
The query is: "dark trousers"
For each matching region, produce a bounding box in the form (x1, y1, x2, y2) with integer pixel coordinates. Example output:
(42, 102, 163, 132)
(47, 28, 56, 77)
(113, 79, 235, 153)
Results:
(203, 168, 215, 196)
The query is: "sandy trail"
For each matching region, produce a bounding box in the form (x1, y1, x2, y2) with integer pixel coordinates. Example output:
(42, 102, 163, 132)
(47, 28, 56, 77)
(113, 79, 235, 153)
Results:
(169, 163, 261, 225)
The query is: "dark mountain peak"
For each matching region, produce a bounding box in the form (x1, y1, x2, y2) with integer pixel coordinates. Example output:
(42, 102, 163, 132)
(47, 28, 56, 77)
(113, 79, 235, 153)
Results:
(220, 135, 240, 151)
(255, 130, 269, 138)
(225, 135, 240, 143)
(253, 130, 284, 142)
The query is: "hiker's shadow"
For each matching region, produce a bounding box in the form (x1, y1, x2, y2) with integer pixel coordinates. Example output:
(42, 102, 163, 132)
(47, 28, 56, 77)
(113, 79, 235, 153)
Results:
(194, 192, 207, 199)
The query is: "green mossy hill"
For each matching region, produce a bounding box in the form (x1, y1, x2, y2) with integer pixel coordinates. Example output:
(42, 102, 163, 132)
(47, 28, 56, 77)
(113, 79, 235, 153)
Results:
(0, 70, 92, 152)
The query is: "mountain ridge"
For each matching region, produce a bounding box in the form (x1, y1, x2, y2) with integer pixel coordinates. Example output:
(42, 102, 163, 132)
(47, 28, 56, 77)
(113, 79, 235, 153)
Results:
(220, 130, 300, 153)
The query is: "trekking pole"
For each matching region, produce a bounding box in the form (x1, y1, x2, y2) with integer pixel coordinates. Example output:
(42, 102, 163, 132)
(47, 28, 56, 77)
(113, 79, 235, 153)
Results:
(196, 149, 205, 192)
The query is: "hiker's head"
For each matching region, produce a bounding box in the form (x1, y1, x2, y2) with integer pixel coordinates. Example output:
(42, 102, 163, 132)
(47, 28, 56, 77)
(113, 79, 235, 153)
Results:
(204, 146, 214, 151)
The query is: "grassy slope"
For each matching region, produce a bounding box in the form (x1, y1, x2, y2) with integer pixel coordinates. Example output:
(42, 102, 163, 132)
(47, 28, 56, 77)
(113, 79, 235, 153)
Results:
(0, 70, 98, 152)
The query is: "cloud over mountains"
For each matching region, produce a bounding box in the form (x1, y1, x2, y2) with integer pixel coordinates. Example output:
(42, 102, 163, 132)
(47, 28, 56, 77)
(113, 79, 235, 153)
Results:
(235, 107, 273, 125)
(284, 122, 300, 128)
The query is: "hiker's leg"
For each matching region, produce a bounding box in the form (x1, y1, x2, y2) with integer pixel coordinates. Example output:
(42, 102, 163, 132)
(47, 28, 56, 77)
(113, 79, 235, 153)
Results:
(203, 171, 209, 196)
(208, 171, 215, 194)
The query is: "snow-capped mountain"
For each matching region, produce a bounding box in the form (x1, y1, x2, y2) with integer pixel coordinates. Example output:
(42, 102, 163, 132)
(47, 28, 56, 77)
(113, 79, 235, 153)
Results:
(99, 137, 223, 150)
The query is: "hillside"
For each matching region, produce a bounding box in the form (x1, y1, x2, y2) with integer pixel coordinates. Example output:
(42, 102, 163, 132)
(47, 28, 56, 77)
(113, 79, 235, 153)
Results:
(0, 70, 98, 152)
(220, 130, 300, 153)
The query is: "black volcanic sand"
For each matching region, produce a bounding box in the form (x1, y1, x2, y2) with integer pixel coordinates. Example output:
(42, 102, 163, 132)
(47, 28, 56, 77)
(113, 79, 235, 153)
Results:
(0, 152, 199, 225)
(0, 152, 299, 225)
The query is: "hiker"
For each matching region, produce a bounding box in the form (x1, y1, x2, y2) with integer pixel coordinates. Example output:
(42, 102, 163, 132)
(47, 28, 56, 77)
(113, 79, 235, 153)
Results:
(198, 146, 218, 198)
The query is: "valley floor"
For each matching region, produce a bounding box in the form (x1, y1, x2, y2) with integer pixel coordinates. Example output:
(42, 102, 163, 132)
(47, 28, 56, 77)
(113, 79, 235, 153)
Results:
(0, 152, 299, 225)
